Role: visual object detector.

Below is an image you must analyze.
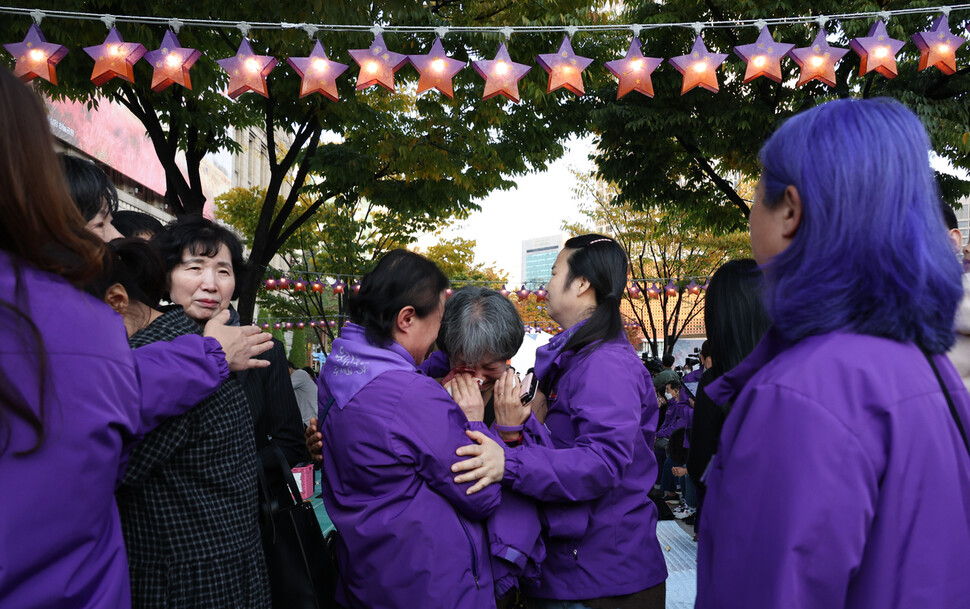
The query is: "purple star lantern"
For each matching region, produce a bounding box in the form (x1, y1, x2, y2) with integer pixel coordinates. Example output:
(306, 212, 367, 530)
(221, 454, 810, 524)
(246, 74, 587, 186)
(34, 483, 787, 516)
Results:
(788, 28, 849, 87)
(912, 15, 965, 75)
(733, 27, 794, 84)
(409, 37, 465, 99)
(83, 27, 146, 86)
(849, 20, 906, 79)
(604, 38, 663, 99)
(216, 38, 278, 99)
(4, 24, 69, 84)
(669, 34, 729, 94)
(144, 30, 201, 92)
(348, 34, 408, 92)
(287, 41, 348, 101)
(473, 43, 531, 103)
(536, 36, 594, 96)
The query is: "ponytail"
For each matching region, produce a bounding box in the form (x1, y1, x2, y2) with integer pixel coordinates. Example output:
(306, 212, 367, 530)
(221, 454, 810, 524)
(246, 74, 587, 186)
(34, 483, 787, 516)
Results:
(561, 235, 628, 354)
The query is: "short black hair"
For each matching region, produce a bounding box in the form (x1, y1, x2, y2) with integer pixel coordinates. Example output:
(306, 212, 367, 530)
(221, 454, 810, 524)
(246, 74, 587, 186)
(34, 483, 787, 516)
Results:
(662, 354, 675, 367)
(941, 201, 959, 232)
(348, 249, 448, 347)
(113, 210, 164, 238)
(152, 216, 246, 299)
(85, 238, 167, 308)
(59, 154, 118, 222)
(700, 340, 710, 359)
(666, 379, 682, 391)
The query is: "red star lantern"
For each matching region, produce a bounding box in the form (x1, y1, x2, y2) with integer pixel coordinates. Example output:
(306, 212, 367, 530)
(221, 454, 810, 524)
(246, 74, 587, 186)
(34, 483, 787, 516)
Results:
(604, 38, 663, 99)
(912, 15, 966, 75)
(278, 277, 290, 290)
(687, 280, 701, 296)
(788, 28, 849, 87)
(310, 281, 324, 293)
(669, 34, 729, 94)
(332, 280, 346, 295)
(445, 287, 455, 299)
(3, 24, 69, 85)
(516, 286, 532, 300)
(534, 286, 548, 302)
(264, 278, 277, 290)
(733, 27, 794, 84)
(646, 283, 661, 299)
(144, 30, 200, 92)
(216, 39, 277, 99)
(473, 43, 531, 103)
(536, 36, 594, 96)
(287, 40, 348, 101)
(849, 20, 906, 79)
(293, 279, 306, 292)
(664, 281, 678, 297)
(351, 281, 362, 295)
(627, 283, 642, 299)
(499, 287, 511, 297)
(83, 27, 146, 86)
(409, 37, 465, 98)
(348, 34, 408, 92)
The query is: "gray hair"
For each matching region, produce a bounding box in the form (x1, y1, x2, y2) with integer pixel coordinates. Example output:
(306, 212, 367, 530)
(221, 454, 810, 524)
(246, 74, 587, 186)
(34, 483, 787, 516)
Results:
(438, 287, 524, 365)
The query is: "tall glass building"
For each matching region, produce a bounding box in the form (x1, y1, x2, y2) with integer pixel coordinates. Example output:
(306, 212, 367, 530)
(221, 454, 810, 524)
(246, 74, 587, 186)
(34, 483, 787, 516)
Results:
(521, 234, 566, 290)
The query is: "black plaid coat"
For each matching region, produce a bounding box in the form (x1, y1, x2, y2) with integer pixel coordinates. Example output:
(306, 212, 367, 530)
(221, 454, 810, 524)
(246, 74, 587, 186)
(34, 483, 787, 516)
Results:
(118, 308, 271, 609)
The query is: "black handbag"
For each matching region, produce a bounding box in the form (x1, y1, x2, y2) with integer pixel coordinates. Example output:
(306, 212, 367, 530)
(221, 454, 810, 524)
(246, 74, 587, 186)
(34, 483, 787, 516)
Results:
(256, 444, 340, 609)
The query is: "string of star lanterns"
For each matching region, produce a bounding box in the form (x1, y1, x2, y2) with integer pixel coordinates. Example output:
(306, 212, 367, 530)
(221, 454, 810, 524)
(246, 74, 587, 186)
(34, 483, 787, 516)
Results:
(2, 6, 966, 102)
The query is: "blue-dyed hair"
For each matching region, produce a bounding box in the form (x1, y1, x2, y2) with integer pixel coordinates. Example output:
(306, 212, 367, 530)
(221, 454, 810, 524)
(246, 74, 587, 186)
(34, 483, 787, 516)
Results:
(758, 98, 961, 353)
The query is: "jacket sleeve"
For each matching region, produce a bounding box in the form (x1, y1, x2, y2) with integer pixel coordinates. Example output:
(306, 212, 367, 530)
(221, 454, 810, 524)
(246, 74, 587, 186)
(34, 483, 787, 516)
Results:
(249, 339, 309, 466)
(502, 357, 642, 503)
(131, 335, 229, 437)
(695, 384, 875, 609)
(390, 377, 502, 521)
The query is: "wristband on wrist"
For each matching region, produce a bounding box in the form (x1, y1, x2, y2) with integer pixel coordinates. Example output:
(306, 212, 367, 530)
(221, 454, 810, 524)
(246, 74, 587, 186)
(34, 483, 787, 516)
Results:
(494, 423, 524, 432)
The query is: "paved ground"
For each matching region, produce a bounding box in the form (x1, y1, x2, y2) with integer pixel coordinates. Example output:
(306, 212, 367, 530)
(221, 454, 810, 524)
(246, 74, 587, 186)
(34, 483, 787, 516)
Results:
(658, 520, 697, 608)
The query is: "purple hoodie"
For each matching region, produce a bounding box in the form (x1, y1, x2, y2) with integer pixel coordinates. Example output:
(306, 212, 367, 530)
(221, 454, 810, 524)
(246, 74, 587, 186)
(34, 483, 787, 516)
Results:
(316, 324, 502, 609)
(502, 324, 668, 599)
(0, 252, 228, 609)
(697, 328, 970, 608)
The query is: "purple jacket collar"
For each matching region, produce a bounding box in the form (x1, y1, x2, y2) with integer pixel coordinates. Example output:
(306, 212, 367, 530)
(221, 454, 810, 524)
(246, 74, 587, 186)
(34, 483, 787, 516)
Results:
(534, 319, 588, 381)
(322, 323, 417, 409)
(705, 326, 783, 407)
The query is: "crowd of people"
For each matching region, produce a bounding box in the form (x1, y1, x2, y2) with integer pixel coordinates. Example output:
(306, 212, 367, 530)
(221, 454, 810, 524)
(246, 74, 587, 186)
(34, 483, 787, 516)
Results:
(3, 59, 970, 609)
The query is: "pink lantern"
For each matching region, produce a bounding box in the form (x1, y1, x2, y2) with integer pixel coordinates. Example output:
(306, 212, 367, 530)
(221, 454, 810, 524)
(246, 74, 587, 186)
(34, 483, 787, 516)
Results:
(627, 283, 642, 299)
(264, 278, 277, 290)
(665, 281, 678, 297)
(534, 286, 548, 302)
(278, 277, 290, 290)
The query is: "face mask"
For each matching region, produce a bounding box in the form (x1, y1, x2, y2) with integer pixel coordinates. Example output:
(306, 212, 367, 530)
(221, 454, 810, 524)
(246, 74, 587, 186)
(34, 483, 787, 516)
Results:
(664, 391, 674, 400)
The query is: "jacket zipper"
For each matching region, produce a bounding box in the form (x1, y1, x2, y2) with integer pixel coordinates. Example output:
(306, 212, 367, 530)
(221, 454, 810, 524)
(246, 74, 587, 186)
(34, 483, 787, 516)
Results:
(457, 513, 481, 589)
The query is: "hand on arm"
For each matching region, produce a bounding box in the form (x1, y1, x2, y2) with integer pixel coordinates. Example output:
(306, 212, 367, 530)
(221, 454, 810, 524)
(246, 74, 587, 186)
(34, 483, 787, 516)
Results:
(203, 310, 273, 371)
(452, 430, 506, 494)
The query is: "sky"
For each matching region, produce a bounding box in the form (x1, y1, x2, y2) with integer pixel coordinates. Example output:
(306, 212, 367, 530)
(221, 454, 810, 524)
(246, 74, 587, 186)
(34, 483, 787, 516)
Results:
(414, 135, 596, 285)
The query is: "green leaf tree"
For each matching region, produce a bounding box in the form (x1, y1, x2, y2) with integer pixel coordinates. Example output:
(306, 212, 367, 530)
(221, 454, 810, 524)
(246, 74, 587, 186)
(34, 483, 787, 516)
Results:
(589, 0, 970, 234)
(2, 0, 603, 324)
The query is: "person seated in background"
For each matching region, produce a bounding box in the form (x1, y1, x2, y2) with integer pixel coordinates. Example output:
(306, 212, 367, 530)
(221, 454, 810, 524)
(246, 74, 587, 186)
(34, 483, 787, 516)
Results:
(656, 379, 693, 504)
(113, 210, 164, 240)
(58, 153, 123, 241)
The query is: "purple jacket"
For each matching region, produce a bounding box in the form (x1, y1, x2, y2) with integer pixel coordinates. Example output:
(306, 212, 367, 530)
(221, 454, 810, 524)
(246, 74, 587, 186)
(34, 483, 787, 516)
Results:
(502, 324, 668, 599)
(657, 392, 693, 439)
(317, 324, 502, 609)
(0, 252, 227, 609)
(697, 329, 970, 608)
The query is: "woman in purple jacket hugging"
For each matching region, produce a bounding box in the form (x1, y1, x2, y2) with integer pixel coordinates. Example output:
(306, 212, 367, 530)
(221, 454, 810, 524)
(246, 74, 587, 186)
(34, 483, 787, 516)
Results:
(316, 249, 507, 609)
(695, 98, 970, 608)
(457, 235, 668, 608)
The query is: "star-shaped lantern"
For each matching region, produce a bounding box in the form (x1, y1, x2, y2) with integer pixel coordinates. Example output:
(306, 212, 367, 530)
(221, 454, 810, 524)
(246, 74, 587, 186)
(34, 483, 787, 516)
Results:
(669, 34, 729, 94)
(348, 34, 408, 92)
(216, 39, 277, 99)
(849, 20, 906, 79)
(3, 24, 69, 84)
(788, 28, 849, 87)
(626, 283, 643, 299)
(733, 27, 794, 84)
(473, 43, 532, 103)
(144, 30, 201, 92)
(912, 15, 966, 75)
(604, 38, 663, 99)
(83, 27, 146, 86)
(287, 41, 348, 100)
(536, 36, 594, 96)
(409, 37, 465, 98)
(686, 279, 701, 296)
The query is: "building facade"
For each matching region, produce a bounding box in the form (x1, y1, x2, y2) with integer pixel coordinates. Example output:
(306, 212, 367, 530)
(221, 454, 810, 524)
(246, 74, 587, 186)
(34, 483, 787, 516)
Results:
(521, 234, 566, 289)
